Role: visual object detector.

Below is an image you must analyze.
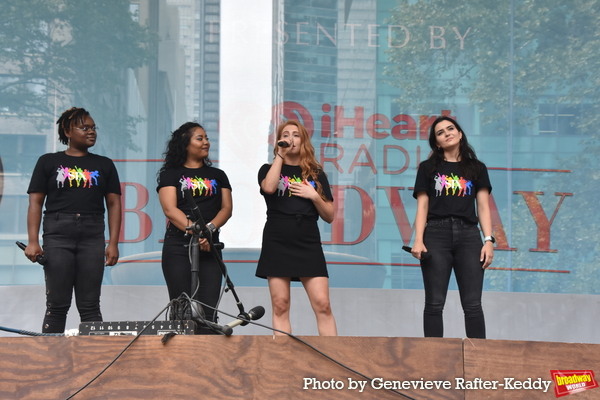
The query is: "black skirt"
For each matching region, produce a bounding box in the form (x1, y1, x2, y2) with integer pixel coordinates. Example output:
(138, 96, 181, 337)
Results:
(255, 214, 328, 281)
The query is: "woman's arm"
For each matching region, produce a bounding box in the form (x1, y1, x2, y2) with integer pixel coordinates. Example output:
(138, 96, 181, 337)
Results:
(158, 186, 233, 230)
(476, 188, 494, 269)
(105, 192, 122, 266)
(210, 188, 233, 229)
(24, 192, 46, 262)
(159, 186, 233, 251)
(200, 188, 233, 249)
(158, 186, 192, 232)
(260, 157, 285, 195)
(411, 191, 429, 260)
(313, 196, 334, 224)
(288, 180, 335, 223)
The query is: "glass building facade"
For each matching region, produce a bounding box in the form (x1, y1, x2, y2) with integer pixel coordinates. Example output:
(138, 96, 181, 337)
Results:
(0, 0, 598, 295)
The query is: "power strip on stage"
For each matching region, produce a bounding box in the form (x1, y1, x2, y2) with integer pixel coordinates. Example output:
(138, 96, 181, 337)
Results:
(78, 320, 195, 336)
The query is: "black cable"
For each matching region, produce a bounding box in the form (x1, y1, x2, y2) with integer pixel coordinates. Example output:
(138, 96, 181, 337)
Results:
(64, 302, 172, 400)
(201, 303, 417, 400)
(4, 299, 416, 399)
(0, 325, 65, 336)
(175, 292, 227, 335)
(186, 231, 227, 313)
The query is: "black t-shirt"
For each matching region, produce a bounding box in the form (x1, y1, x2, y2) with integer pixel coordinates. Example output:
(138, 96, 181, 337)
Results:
(258, 164, 333, 218)
(157, 165, 232, 223)
(413, 158, 492, 225)
(27, 151, 121, 214)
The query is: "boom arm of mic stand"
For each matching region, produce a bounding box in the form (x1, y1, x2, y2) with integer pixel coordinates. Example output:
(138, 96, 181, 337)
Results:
(182, 189, 246, 315)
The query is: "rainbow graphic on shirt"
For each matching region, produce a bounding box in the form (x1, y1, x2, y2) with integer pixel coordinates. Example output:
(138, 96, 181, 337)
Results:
(179, 175, 218, 196)
(56, 165, 99, 188)
(434, 173, 473, 197)
(277, 174, 316, 197)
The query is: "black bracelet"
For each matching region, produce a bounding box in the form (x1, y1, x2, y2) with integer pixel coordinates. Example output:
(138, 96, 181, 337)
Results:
(276, 153, 284, 159)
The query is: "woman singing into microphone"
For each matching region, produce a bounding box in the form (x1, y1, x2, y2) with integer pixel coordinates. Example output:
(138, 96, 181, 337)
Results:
(255, 120, 337, 336)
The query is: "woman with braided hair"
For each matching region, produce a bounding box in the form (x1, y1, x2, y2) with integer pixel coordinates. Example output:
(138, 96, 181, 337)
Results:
(25, 107, 122, 333)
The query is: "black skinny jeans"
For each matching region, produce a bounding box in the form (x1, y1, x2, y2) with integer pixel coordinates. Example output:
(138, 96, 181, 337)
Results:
(42, 213, 106, 333)
(161, 226, 223, 333)
(421, 216, 486, 339)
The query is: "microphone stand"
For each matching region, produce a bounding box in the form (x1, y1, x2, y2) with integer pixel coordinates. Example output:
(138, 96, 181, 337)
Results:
(182, 189, 248, 331)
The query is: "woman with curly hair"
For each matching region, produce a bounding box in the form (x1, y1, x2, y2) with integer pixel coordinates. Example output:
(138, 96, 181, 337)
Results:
(255, 120, 337, 336)
(157, 122, 232, 333)
(25, 107, 122, 333)
(411, 116, 494, 339)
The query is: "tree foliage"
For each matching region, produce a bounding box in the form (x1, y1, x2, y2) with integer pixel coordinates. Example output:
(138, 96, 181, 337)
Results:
(384, 0, 600, 293)
(384, 0, 600, 131)
(0, 0, 157, 153)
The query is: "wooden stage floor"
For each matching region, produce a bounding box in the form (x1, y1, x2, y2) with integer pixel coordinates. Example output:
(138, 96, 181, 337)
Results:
(0, 335, 599, 399)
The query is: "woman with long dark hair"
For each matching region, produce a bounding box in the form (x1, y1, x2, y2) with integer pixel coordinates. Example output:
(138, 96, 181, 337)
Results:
(25, 107, 122, 333)
(411, 116, 494, 339)
(157, 122, 232, 333)
(255, 120, 337, 336)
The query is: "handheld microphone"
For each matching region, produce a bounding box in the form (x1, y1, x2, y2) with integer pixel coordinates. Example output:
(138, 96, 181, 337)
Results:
(16, 241, 46, 265)
(225, 306, 265, 329)
(277, 141, 290, 148)
(402, 245, 431, 260)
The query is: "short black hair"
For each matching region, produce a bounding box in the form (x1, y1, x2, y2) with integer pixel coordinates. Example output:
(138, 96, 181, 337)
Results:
(56, 107, 90, 145)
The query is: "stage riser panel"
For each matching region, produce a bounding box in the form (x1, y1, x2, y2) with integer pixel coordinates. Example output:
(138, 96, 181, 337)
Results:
(1, 336, 599, 399)
(0, 336, 463, 400)
(463, 339, 600, 400)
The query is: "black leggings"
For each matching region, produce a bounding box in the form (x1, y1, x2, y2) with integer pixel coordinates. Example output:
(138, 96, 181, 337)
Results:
(161, 227, 223, 327)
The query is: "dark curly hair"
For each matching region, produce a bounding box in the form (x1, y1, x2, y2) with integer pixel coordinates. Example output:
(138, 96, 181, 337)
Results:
(158, 122, 212, 179)
(56, 107, 90, 145)
(427, 116, 481, 180)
